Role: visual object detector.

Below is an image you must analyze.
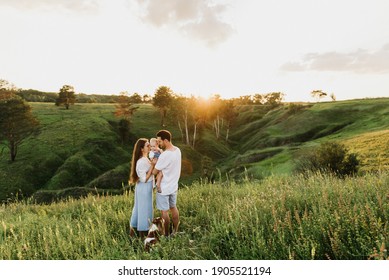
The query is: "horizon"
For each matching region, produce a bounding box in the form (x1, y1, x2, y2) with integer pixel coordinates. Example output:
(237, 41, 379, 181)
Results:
(14, 86, 389, 103)
(1, 0, 389, 102)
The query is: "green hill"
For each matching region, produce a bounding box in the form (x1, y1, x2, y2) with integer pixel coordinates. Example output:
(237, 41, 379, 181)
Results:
(225, 98, 389, 178)
(0, 98, 388, 202)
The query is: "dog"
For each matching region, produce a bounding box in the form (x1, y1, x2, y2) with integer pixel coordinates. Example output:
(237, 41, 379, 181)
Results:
(144, 217, 165, 252)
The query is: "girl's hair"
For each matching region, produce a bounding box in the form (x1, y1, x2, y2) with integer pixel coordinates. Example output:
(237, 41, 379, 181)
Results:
(129, 138, 148, 184)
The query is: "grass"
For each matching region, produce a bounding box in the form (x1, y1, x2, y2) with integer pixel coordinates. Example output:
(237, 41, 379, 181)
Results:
(342, 130, 389, 172)
(1, 172, 388, 260)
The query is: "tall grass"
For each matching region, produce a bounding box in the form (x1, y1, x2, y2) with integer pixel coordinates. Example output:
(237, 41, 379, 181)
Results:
(1, 173, 388, 260)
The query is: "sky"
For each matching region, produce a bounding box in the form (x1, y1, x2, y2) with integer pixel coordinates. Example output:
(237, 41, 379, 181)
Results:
(1, 0, 389, 102)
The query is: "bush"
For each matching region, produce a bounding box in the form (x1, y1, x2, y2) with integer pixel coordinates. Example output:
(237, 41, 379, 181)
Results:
(295, 142, 360, 177)
(287, 103, 306, 114)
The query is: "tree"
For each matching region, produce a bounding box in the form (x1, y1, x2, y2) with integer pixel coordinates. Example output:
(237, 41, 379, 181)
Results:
(169, 95, 184, 142)
(253, 93, 265, 104)
(186, 96, 202, 148)
(128, 92, 143, 104)
(114, 91, 138, 120)
(118, 118, 131, 145)
(169, 95, 208, 148)
(55, 85, 76, 109)
(232, 95, 253, 105)
(114, 92, 138, 144)
(311, 90, 327, 102)
(264, 92, 285, 107)
(0, 79, 17, 100)
(221, 100, 238, 141)
(152, 86, 173, 127)
(142, 94, 152, 103)
(169, 95, 193, 146)
(0, 79, 17, 90)
(0, 95, 39, 162)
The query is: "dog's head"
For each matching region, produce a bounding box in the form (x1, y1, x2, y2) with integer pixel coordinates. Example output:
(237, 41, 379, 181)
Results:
(151, 217, 165, 234)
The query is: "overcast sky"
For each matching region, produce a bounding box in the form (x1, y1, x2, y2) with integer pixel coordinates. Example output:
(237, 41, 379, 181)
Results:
(1, 0, 389, 101)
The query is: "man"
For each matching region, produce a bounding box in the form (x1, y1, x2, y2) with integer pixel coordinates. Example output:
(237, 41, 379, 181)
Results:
(152, 130, 181, 236)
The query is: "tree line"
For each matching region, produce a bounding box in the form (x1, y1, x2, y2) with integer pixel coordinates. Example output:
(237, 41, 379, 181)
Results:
(16, 87, 152, 104)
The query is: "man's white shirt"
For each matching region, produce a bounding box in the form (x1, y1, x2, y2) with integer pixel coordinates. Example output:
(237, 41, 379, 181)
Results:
(155, 146, 181, 195)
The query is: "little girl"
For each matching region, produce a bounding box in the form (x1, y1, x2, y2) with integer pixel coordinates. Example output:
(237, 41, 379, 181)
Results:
(149, 138, 163, 193)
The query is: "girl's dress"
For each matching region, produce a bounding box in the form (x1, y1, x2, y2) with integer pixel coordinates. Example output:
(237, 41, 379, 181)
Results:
(130, 157, 154, 231)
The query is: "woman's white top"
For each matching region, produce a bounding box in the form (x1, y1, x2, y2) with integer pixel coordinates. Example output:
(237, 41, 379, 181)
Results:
(136, 157, 153, 183)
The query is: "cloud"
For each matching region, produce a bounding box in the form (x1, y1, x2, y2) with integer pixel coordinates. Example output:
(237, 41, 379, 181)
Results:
(0, 0, 100, 13)
(280, 44, 389, 74)
(134, 0, 234, 47)
(0, 0, 234, 46)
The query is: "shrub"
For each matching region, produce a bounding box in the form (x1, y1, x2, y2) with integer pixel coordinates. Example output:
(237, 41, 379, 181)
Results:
(287, 103, 306, 114)
(295, 142, 360, 177)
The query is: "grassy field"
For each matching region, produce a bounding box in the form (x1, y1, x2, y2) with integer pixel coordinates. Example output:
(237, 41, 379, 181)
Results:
(1, 98, 388, 203)
(1, 172, 387, 260)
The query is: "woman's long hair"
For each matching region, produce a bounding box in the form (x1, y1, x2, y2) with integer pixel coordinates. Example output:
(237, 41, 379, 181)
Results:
(129, 138, 148, 184)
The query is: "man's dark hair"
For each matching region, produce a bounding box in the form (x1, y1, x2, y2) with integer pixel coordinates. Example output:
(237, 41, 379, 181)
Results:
(157, 130, 172, 142)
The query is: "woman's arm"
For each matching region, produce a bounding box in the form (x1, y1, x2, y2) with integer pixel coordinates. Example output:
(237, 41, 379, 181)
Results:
(137, 158, 156, 183)
(144, 160, 156, 182)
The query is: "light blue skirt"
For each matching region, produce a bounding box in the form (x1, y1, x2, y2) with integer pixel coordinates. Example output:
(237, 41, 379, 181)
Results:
(129, 181, 153, 231)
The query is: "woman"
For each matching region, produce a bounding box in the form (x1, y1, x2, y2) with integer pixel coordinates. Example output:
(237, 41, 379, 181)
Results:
(129, 138, 155, 238)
